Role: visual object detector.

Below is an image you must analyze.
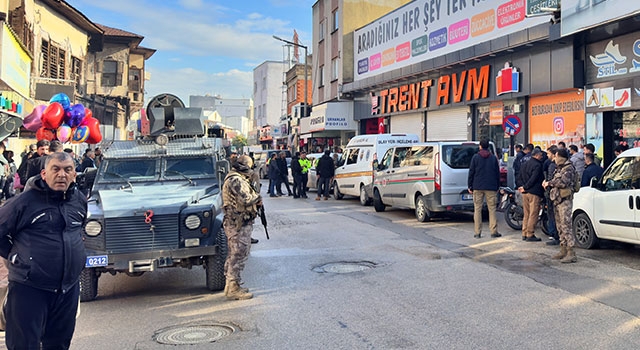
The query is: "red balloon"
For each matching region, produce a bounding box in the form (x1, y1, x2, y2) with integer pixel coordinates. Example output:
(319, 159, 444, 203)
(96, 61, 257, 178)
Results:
(83, 116, 103, 144)
(83, 108, 93, 121)
(42, 102, 65, 129)
(35, 127, 55, 141)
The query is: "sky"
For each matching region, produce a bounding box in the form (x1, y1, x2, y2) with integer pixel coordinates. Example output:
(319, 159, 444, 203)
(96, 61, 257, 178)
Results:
(71, 0, 314, 105)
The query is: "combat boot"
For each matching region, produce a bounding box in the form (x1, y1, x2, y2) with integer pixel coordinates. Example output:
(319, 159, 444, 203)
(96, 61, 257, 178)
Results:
(560, 248, 577, 263)
(225, 280, 253, 300)
(552, 246, 567, 260)
(224, 279, 249, 294)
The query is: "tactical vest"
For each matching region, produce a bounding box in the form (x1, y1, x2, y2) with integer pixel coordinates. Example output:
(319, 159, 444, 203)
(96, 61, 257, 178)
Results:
(223, 172, 258, 222)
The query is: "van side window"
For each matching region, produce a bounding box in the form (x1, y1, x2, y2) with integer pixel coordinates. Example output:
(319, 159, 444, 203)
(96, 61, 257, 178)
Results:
(405, 146, 433, 166)
(442, 145, 477, 169)
(378, 149, 393, 171)
(393, 147, 410, 168)
(346, 148, 360, 165)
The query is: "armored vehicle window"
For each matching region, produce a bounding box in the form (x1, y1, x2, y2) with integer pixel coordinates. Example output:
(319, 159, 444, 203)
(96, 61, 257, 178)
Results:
(165, 157, 215, 177)
(102, 159, 158, 180)
(442, 145, 479, 169)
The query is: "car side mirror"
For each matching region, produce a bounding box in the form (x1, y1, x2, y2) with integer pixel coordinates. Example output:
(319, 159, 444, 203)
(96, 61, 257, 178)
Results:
(590, 177, 598, 188)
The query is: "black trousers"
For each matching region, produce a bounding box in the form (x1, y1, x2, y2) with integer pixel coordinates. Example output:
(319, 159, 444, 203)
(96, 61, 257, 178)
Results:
(297, 173, 308, 197)
(5, 281, 80, 350)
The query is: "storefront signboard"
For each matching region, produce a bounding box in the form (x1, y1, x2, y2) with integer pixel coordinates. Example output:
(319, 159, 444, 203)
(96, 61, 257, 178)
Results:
(586, 32, 640, 83)
(353, 0, 547, 81)
(529, 91, 585, 149)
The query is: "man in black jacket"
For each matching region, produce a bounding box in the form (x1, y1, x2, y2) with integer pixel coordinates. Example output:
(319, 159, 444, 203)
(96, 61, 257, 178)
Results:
(468, 140, 501, 239)
(0, 152, 87, 349)
(316, 150, 335, 200)
(517, 148, 545, 242)
(276, 152, 292, 196)
(291, 152, 302, 198)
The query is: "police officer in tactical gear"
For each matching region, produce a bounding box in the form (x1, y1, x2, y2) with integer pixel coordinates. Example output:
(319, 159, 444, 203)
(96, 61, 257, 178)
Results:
(222, 155, 262, 300)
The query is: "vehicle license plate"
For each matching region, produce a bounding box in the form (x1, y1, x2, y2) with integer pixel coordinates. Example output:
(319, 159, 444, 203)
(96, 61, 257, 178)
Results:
(462, 193, 473, 200)
(85, 255, 108, 268)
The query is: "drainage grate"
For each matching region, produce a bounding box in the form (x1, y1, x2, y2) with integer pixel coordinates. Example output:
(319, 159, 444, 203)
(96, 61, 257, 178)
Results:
(153, 323, 236, 345)
(313, 261, 377, 274)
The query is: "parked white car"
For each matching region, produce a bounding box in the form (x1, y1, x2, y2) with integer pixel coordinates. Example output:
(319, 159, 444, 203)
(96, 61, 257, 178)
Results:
(572, 147, 640, 249)
(288, 153, 340, 191)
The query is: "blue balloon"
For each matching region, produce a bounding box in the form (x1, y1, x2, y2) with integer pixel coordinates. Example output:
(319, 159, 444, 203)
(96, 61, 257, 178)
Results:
(65, 103, 86, 127)
(50, 93, 71, 111)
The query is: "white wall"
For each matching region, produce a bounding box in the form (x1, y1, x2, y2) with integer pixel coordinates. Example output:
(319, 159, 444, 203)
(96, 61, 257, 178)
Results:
(253, 61, 285, 128)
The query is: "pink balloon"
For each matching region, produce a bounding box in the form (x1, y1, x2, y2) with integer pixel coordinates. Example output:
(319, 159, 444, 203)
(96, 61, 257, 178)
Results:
(56, 124, 72, 143)
(23, 105, 46, 131)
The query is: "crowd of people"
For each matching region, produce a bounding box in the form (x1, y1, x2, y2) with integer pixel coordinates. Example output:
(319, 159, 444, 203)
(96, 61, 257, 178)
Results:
(470, 139, 616, 265)
(265, 150, 337, 201)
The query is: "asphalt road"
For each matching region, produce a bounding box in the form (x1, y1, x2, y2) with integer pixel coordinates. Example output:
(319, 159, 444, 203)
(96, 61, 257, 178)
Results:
(4, 184, 640, 349)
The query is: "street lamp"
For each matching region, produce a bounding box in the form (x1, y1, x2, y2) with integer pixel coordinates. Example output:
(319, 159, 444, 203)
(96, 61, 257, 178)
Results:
(273, 35, 308, 119)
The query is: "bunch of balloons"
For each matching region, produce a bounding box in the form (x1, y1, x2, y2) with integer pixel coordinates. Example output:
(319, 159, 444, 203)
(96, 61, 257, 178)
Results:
(23, 93, 103, 144)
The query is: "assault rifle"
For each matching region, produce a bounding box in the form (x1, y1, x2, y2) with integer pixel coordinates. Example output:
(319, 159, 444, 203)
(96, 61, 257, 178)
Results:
(257, 204, 269, 239)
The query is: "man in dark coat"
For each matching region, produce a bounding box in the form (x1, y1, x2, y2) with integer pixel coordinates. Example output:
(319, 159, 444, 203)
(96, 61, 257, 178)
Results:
(517, 148, 545, 242)
(468, 140, 501, 239)
(276, 152, 292, 196)
(315, 150, 335, 200)
(0, 152, 87, 349)
(581, 153, 603, 187)
(291, 152, 302, 198)
(267, 153, 281, 197)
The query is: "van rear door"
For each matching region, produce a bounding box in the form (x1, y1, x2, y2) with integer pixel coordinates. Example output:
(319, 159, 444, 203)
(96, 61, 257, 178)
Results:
(439, 142, 480, 206)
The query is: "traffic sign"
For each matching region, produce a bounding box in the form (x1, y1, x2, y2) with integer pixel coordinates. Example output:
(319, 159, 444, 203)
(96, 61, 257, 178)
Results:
(502, 114, 522, 136)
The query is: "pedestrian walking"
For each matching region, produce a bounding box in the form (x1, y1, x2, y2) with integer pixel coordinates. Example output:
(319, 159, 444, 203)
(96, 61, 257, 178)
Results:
(517, 148, 545, 242)
(0, 152, 87, 349)
(467, 139, 501, 239)
(316, 150, 335, 200)
(543, 148, 578, 263)
(222, 155, 262, 300)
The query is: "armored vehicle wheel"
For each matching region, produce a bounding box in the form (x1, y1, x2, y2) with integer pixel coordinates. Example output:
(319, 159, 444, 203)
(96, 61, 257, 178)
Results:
(79, 268, 98, 302)
(206, 229, 228, 291)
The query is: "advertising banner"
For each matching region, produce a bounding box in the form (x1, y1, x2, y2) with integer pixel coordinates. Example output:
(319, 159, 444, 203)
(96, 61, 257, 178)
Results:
(529, 91, 585, 149)
(526, 0, 559, 16)
(586, 32, 640, 84)
(561, 0, 640, 37)
(353, 0, 547, 82)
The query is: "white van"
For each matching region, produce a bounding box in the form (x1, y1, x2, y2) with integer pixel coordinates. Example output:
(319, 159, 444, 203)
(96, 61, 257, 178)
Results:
(333, 133, 420, 205)
(372, 141, 496, 221)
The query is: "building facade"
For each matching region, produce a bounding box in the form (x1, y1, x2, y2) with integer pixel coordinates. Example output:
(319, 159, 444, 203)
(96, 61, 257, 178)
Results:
(308, 0, 412, 152)
(253, 60, 287, 149)
(189, 94, 253, 137)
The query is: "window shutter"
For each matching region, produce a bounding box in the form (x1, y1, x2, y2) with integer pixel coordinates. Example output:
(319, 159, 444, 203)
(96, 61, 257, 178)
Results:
(116, 61, 124, 86)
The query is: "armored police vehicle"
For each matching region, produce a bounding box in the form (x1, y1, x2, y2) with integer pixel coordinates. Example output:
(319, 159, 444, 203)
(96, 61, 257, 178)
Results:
(79, 94, 230, 301)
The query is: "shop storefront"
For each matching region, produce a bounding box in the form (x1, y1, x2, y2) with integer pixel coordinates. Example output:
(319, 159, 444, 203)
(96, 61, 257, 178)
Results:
(584, 31, 640, 166)
(300, 101, 356, 153)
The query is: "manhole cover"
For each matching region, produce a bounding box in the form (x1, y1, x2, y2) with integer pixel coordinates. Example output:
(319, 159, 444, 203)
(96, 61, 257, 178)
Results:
(153, 323, 236, 345)
(313, 261, 377, 274)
